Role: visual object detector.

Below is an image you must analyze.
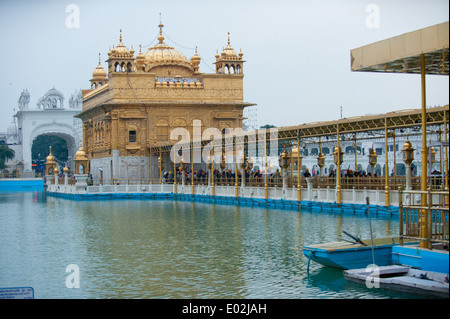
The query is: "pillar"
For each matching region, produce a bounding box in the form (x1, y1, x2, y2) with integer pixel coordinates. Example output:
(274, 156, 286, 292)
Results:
(419, 53, 429, 248)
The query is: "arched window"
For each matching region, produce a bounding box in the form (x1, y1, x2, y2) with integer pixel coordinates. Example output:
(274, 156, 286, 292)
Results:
(345, 146, 354, 154)
(127, 62, 132, 72)
(114, 62, 120, 72)
(222, 128, 231, 135)
(129, 130, 136, 143)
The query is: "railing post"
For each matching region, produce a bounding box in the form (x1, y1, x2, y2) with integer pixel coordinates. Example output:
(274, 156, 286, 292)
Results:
(427, 187, 432, 249)
(398, 186, 403, 245)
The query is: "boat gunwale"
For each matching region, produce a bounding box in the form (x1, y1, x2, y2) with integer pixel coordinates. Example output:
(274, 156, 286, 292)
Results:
(303, 243, 396, 253)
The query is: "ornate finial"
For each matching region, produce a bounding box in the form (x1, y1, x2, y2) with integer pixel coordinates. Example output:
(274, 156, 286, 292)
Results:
(119, 29, 122, 43)
(98, 53, 101, 65)
(157, 15, 165, 43)
(139, 44, 142, 53)
(158, 13, 164, 31)
(227, 32, 231, 46)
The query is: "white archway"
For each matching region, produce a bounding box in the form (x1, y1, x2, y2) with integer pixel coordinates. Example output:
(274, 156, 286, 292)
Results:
(13, 88, 83, 172)
(26, 123, 79, 172)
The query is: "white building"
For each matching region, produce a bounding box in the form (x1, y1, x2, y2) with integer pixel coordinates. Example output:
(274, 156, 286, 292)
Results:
(10, 88, 83, 172)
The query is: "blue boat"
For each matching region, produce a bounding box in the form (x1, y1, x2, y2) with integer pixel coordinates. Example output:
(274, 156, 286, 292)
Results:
(303, 237, 417, 270)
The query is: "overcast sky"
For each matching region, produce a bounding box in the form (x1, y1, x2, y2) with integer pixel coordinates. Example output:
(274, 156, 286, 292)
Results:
(0, 0, 448, 132)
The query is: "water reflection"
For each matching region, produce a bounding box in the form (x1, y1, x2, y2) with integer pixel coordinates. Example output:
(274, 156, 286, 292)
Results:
(0, 192, 420, 299)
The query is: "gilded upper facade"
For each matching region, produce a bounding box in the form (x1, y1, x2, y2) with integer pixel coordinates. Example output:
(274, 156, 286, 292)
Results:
(77, 22, 255, 161)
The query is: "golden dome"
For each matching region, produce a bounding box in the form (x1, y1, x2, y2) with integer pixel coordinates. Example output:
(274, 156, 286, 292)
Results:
(63, 165, 69, 174)
(144, 44, 188, 63)
(108, 29, 134, 58)
(136, 45, 145, 59)
(46, 147, 55, 163)
(220, 33, 239, 59)
(54, 167, 59, 174)
(75, 146, 87, 160)
(142, 22, 193, 72)
(191, 47, 201, 64)
(92, 54, 107, 79)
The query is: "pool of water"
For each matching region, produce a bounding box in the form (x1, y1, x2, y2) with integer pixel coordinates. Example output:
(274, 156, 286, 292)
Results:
(0, 191, 424, 299)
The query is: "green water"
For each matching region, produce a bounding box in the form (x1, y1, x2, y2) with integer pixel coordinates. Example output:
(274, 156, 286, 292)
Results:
(0, 192, 424, 299)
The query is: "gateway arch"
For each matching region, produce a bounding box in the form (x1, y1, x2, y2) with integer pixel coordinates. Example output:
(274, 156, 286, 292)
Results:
(12, 88, 83, 172)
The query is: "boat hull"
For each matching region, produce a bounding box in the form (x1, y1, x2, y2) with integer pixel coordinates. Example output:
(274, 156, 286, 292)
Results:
(344, 265, 449, 298)
(303, 244, 394, 270)
(303, 237, 417, 270)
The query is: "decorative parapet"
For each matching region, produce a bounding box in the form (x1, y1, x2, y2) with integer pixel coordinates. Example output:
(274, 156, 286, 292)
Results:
(154, 77, 203, 88)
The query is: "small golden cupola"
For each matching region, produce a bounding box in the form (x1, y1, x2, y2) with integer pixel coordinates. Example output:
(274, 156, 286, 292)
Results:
(45, 146, 57, 175)
(214, 32, 244, 75)
(191, 46, 201, 74)
(74, 146, 89, 175)
(135, 45, 146, 72)
(106, 29, 135, 74)
(46, 147, 55, 164)
(90, 54, 108, 89)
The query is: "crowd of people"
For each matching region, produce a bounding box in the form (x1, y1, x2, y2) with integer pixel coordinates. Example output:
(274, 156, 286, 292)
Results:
(162, 168, 267, 184)
(328, 169, 379, 178)
(160, 166, 393, 185)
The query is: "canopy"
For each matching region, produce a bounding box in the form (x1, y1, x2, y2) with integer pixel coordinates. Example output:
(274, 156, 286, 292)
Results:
(350, 21, 449, 75)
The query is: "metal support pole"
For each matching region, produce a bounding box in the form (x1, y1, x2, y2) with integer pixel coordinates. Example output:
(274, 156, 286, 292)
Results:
(159, 149, 162, 184)
(354, 134, 358, 174)
(393, 130, 397, 177)
(336, 124, 342, 204)
(297, 134, 301, 202)
(191, 142, 195, 195)
(173, 159, 177, 194)
(398, 187, 404, 245)
(290, 146, 294, 187)
(444, 110, 449, 204)
(212, 148, 215, 197)
(420, 53, 429, 248)
(264, 135, 268, 200)
(385, 118, 390, 206)
(150, 147, 153, 184)
(234, 137, 238, 198)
